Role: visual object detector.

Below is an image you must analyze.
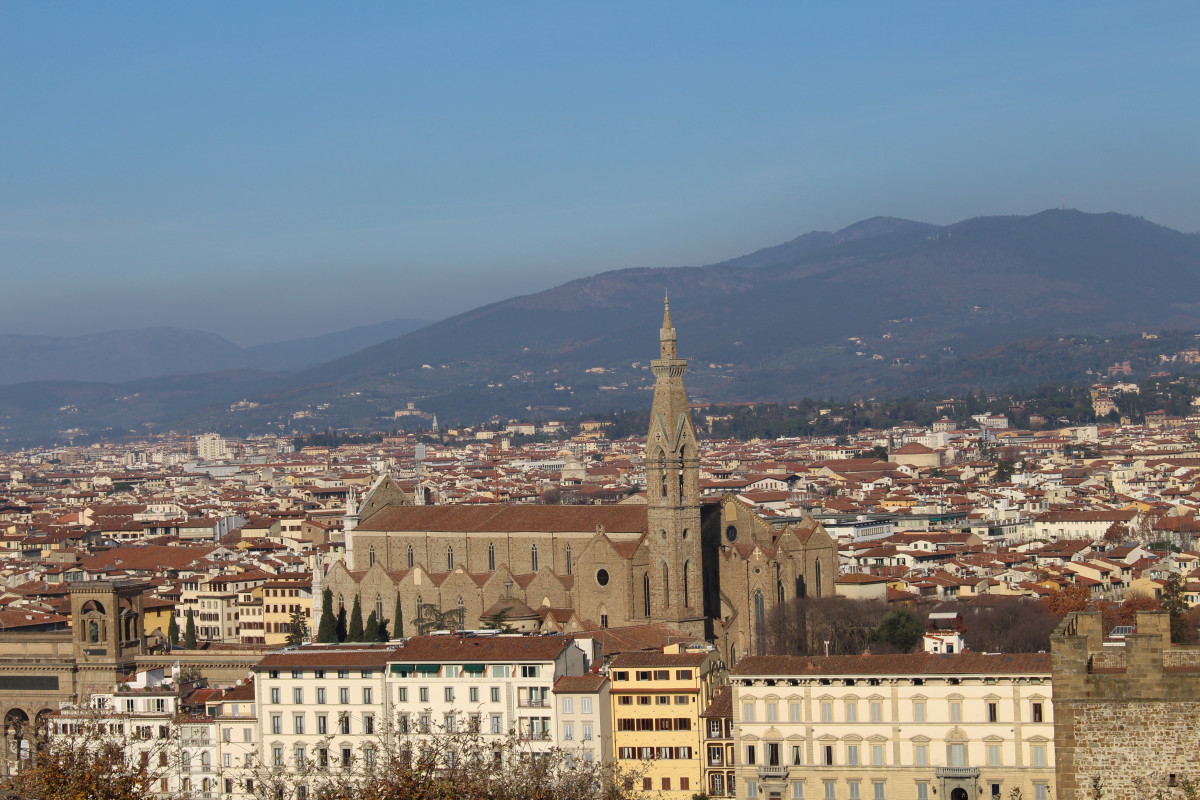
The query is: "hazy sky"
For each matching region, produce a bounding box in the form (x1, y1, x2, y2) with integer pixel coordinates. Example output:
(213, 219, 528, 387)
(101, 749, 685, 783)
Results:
(3, 3, 1198, 345)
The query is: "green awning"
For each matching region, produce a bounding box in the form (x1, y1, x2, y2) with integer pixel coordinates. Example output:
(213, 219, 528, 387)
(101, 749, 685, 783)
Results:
(462, 664, 486, 674)
(390, 664, 415, 674)
(415, 664, 440, 674)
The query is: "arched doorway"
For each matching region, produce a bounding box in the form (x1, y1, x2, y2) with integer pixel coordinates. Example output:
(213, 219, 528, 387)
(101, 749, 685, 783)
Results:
(4, 708, 30, 774)
(950, 788, 969, 800)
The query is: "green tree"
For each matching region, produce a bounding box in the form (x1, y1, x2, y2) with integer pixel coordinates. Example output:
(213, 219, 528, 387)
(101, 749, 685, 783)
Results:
(394, 593, 404, 638)
(871, 609, 925, 653)
(364, 610, 380, 642)
(167, 614, 179, 647)
(412, 604, 459, 635)
(316, 588, 337, 643)
(286, 608, 309, 647)
(482, 606, 517, 633)
(376, 616, 390, 642)
(184, 609, 197, 650)
(336, 607, 347, 642)
(348, 595, 365, 642)
(1163, 573, 1192, 643)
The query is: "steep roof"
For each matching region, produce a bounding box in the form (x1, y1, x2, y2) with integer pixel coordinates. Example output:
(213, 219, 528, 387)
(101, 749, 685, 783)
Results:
(357, 504, 648, 535)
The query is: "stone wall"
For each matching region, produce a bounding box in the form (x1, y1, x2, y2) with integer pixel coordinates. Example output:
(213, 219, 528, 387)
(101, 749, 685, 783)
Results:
(1052, 611, 1200, 800)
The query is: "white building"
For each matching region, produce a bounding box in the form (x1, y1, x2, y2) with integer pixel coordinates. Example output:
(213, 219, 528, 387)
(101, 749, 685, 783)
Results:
(730, 652, 1055, 800)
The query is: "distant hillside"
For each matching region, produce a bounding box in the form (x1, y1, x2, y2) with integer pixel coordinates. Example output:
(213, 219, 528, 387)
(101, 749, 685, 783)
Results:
(0, 328, 253, 385)
(245, 318, 433, 371)
(5, 210, 1200, 444)
(0, 318, 432, 386)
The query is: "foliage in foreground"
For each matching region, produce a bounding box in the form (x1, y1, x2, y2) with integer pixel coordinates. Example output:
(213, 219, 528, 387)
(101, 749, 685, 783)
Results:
(3, 738, 158, 800)
(5, 722, 643, 800)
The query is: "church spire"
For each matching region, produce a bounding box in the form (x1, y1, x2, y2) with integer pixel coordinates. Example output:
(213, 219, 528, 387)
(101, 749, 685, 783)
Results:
(660, 294, 677, 360)
(645, 300, 705, 638)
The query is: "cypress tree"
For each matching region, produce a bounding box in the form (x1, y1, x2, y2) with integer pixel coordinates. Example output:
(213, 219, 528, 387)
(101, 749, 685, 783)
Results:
(394, 594, 404, 638)
(377, 616, 390, 642)
(184, 609, 196, 649)
(348, 595, 365, 642)
(336, 607, 347, 643)
(167, 614, 179, 647)
(364, 611, 379, 643)
(316, 589, 337, 643)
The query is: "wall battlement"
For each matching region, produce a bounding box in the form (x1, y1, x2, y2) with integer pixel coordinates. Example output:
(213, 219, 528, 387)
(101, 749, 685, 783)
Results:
(1051, 611, 1200, 799)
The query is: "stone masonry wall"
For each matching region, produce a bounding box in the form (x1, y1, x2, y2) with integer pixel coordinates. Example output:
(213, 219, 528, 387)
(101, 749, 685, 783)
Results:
(1052, 611, 1200, 800)
(1057, 700, 1200, 800)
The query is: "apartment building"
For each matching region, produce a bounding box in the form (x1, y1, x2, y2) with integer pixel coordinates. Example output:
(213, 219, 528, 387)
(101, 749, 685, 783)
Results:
(384, 634, 587, 753)
(50, 668, 218, 800)
(251, 634, 590, 796)
(702, 685, 736, 798)
(253, 643, 395, 799)
(552, 673, 611, 766)
(206, 681, 258, 800)
(731, 653, 1055, 800)
(260, 579, 312, 645)
(609, 644, 725, 798)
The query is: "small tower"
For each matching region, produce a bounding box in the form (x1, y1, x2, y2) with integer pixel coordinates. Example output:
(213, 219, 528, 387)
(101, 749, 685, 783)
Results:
(71, 581, 149, 695)
(645, 297, 705, 638)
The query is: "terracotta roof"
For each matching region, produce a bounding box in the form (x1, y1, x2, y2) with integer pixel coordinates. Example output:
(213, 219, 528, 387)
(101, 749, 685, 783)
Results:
(732, 652, 1051, 677)
(585, 623, 693, 657)
(257, 644, 402, 669)
(701, 685, 732, 718)
(609, 650, 711, 668)
(385, 635, 575, 663)
(357, 505, 648, 535)
(553, 674, 608, 693)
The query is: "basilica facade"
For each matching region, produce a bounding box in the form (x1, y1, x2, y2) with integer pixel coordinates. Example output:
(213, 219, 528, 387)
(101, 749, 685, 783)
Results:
(320, 302, 836, 664)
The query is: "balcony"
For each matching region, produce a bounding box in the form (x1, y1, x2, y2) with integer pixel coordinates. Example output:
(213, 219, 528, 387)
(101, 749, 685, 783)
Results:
(758, 764, 789, 779)
(936, 767, 980, 780)
(517, 698, 547, 708)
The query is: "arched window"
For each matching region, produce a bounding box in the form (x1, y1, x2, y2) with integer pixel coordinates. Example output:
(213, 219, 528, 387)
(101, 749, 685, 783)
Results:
(488, 543, 495, 571)
(796, 576, 807, 599)
(407, 545, 414, 569)
(662, 564, 670, 607)
(376, 594, 383, 623)
(643, 573, 651, 617)
(679, 453, 685, 499)
(368, 545, 376, 567)
(447, 546, 454, 571)
(565, 544, 572, 576)
(457, 596, 465, 627)
(531, 543, 538, 573)
(416, 595, 423, 624)
(338, 594, 344, 612)
(815, 559, 823, 597)
(778, 580, 785, 605)
(683, 560, 691, 607)
(659, 452, 668, 500)
(754, 590, 766, 656)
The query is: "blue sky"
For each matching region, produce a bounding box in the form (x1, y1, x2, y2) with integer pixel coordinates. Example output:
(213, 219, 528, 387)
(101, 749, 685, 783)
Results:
(2, 2, 1198, 345)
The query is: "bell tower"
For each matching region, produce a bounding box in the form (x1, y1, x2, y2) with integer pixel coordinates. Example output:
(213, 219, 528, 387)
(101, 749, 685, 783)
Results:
(645, 297, 705, 638)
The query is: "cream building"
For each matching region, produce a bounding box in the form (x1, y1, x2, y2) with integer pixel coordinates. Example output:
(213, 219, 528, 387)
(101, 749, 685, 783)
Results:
(730, 653, 1055, 800)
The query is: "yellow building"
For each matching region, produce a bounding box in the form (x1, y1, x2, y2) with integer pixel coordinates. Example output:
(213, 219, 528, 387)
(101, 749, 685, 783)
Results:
(610, 644, 724, 797)
(261, 579, 312, 645)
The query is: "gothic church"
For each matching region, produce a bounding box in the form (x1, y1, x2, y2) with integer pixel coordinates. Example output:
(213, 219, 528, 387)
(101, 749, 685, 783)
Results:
(320, 301, 836, 664)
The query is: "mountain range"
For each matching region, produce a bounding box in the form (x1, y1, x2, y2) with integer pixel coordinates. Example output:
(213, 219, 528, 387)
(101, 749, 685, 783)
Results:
(0, 318, 432, 385)
(4, 209, 1200, 446)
